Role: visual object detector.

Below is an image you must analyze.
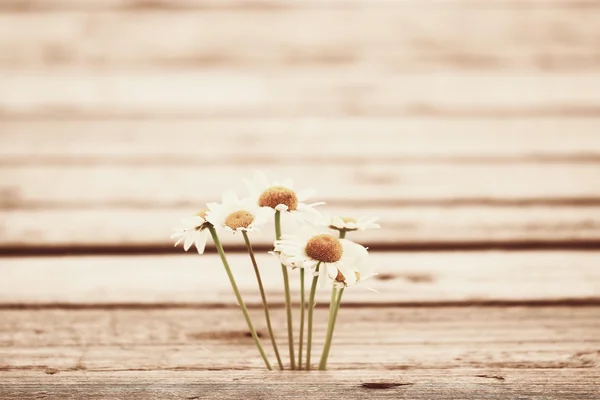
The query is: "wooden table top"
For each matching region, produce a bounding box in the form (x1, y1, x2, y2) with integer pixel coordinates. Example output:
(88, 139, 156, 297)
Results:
(1, 0, 600, 398)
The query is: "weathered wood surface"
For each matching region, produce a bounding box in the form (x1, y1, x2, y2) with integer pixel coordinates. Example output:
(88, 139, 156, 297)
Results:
(3, 130, 600, 248)
(3, 71, 600, 117)
(1, 0, 599, 397)
(1, 307, 598, 371)
(5, 206, 600, 248)
(1, 0, 599, 72)
(0, 307, 598, 399)
(1, 252, 599, 306)
(3, 125, 599, 159)
(5, 162, 596, 203)
(2, 369, 599, 400)
(1, 1, 599, 249)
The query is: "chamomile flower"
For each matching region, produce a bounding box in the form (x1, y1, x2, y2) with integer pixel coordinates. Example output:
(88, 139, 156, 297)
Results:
(273, 227, 373, 288)
(331, 240, 376, 288)
(243, 171, 323, 220)
(170, 210, 211, 254)
(206, 191, 274, 233)
(324, 215, 381, 233)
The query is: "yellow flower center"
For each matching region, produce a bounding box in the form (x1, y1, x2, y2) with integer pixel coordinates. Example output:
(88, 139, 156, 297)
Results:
(305, 234, 343, 263)
(225, 210, 255, 230)
(258, 186, 298, 211)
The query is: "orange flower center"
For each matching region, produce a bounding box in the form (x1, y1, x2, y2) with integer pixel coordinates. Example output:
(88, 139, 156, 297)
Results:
(305, 234, 343, 263)
(225, 210, 255, 230)
(258, 186, 298, 211)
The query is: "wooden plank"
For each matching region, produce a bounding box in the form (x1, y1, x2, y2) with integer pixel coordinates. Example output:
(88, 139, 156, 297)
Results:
(0, 4, 598, 70)
(1, 252, 598, 305)
(0, 307, 598, 371)
(2, 206, 600, 247)
(2, 0, 599, 11)
(1, 369, 599, 400)
(2, 119, 600, 160)
(1, 163, 598, 206)
(1, 71, 600, 117)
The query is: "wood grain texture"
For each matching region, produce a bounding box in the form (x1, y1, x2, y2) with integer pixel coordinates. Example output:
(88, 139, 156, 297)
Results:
(4, 206, 600, 248)
(1, 252, 598, 306)
(2, 0, 599, 10)
(1, 1, 598, 396)
(2, 71, 600, 117)
(2, 122, 600, 159)
(1, 1, 599, 71)
(0, 307, 598, 371)
(1, 369, 599, 400)
(2, 126, 599, 247)
(1, 164, 598, 209)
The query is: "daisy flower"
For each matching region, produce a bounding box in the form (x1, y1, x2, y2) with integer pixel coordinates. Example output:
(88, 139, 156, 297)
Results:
(322, 214, 381, 233)
(205, 191, 274, 233)
(243, 171, 323, 220)
(331, 240, 376, 288)
(273, 227, 373, 288)
(170, 210, 211, 254)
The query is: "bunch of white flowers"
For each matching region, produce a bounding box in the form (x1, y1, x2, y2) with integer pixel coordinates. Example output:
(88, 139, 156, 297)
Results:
(171, 172, 379, 371)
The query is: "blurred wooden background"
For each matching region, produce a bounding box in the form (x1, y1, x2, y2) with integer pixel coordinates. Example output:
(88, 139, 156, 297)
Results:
(1, 0, 600, 251)
(1, 1, 599, 398)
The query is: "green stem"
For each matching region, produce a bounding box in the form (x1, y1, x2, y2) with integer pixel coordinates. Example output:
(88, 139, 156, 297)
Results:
(275, 211, 295, 370)
(326, 287, 337, 337)
(318, 287, 344, 370)
(208, 226, 272, 370)
(317, 229, 347, 370)
(298, 268, 305, 370)
(242, 231, 284, 370)
(305, 262, 321, 370)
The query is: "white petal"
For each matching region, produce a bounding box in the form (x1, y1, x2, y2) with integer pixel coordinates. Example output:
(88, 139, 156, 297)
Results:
(206, 202, 220, 211)
(319, 263, 329, 288)
(183, 234, 194, 251)
(195, 231, 208, 254)
(275, 204, 289, 212)
(332, 216, 345, 228)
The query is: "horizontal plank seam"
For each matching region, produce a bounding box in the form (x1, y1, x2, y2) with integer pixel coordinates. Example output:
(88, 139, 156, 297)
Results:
(2, 299, 600, 310)
(6, 197, 600, 210)
(2, 241, 600, 257)
(2, 155, 600, 166)
(0, 153, 600, 167)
